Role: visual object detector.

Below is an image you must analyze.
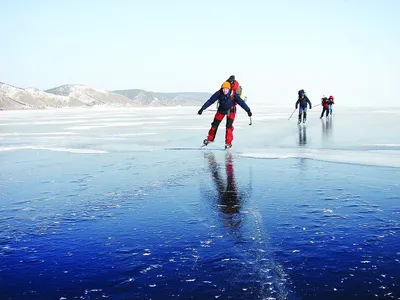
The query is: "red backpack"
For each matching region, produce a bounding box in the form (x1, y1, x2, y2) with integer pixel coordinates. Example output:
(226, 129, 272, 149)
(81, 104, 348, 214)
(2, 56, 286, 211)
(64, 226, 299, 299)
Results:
(230, 80, 239, 92)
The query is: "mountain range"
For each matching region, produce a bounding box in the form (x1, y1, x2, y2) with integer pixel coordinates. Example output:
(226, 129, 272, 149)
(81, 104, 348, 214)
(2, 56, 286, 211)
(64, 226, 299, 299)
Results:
(0, 82, 211, 110)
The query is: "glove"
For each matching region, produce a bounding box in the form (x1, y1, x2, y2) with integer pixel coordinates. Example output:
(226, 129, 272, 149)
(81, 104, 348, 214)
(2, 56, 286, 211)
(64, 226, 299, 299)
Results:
(247, 111, 252, 117)
(197, 109, 203, 115)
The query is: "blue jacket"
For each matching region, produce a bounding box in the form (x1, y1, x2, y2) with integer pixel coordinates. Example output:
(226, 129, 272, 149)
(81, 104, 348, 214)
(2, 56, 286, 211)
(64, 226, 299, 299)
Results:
(296, 96, 312, 109)
(201, 89, 251, 114)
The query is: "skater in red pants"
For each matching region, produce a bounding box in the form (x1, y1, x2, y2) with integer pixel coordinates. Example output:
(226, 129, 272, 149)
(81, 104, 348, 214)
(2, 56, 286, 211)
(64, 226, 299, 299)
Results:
(197, 81, 252, 149)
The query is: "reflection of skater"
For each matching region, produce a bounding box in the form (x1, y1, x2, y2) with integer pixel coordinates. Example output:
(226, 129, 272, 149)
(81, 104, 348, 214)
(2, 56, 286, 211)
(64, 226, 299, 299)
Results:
(298, 125, 307, 146)
(321, 117, 333, 138)
(295, 91, 312, 124)
(206, 152, 242, 230)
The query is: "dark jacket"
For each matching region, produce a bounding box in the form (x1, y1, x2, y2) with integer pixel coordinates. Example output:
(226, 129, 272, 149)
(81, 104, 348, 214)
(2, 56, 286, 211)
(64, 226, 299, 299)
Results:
(201, 89, 251, 114)
(321, 97, 329, 108)
(296, 96, 312, 109)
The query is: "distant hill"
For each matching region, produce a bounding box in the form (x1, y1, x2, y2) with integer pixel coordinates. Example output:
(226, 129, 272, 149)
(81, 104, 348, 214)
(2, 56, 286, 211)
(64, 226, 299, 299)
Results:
(46, 84, 136, 107)
(0, 81, 211, 110)
(112, 89, 210, 106)
(0, 82, 84, 110)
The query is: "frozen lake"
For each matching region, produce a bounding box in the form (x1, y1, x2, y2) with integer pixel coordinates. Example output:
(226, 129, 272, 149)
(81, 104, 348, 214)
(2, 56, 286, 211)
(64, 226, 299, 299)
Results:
(1, 105, 399, 299)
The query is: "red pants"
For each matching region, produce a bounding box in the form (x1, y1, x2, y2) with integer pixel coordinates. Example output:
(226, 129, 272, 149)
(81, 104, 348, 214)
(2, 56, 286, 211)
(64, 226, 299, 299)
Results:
(207, 111, 236, 144)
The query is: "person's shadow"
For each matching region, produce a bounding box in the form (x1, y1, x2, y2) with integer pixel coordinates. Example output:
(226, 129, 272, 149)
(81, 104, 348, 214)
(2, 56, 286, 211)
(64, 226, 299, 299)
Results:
(205, 152, 245, 232)
(297, 125, 307, 146)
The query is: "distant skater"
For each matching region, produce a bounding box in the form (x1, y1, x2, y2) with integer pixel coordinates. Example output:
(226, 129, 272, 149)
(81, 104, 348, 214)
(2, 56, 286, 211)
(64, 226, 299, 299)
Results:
(328, 95, 334, 115)
(295, 91, 312, 124)
(320, 96, 329, 119)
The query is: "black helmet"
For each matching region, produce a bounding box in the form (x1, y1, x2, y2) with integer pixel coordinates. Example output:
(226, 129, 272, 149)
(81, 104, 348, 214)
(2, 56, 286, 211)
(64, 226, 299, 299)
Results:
(227, 75, 235, 82)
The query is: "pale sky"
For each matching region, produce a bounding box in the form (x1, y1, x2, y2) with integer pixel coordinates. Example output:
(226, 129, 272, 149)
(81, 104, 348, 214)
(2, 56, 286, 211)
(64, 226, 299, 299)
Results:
(1, 0, 399, 106)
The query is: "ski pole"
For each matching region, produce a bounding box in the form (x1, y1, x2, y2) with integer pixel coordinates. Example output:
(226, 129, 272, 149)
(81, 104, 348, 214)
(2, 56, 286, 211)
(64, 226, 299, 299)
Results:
(288, 108, 296, 120)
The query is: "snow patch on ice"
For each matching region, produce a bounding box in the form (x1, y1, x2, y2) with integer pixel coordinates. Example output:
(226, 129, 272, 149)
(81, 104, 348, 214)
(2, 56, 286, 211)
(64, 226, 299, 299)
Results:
(0, 146, 107, 154)
(363, 144, 400, 147)
(66, 121, 165, 130)
(113, 133, 157, 137)
(240, 149, 400, 168)
(0, 132, 76, 136)
(66, 122, 145, 130)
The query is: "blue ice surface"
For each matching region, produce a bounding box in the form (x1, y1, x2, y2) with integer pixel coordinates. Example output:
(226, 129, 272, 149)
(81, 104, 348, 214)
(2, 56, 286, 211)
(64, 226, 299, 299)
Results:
(0, 105, 399, 299)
